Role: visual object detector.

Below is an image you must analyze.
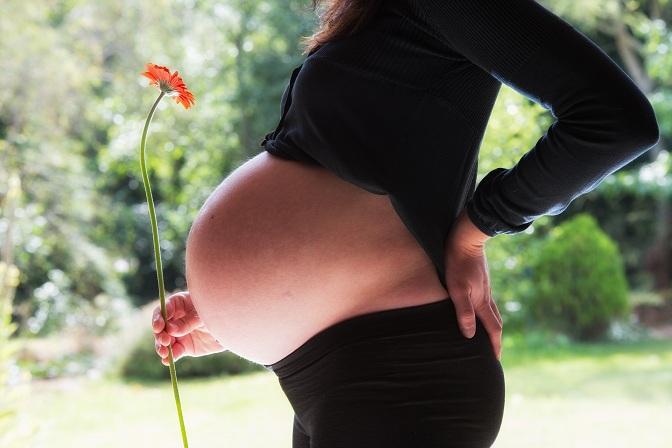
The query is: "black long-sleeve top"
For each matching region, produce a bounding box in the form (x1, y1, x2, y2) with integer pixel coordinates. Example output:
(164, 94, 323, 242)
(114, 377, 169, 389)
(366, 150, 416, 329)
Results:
(259, 0, 660, 291)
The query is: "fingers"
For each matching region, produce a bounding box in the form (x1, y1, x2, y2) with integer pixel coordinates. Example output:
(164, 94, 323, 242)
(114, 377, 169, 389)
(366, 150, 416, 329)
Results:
(444, 239, 502, 359)
(488, 286, 503, 327)
(451, 285, 477, 338)
(155, 331, 175, 351)
(155, 339, 168, 358)
(476, 291, 503, 361)
(165, 313, 201, 337)
(154, 332, 187, 365)
(151, 291, 202, 337)
(152, 305, 165, 334)
(151, 295, 176, 333)
(450, 283, 503, 360)
(159, 341, 186, 366)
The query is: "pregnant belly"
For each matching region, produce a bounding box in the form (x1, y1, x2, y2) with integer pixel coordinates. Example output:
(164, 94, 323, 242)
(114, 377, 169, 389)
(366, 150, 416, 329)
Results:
(185, 151, 448, 365)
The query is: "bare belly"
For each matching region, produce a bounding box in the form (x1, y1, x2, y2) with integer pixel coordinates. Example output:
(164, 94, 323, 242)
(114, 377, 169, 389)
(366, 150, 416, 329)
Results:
(185, 151, 448, 365)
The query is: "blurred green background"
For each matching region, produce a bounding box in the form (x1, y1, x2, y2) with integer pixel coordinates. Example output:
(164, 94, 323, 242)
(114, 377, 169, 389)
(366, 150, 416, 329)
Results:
(1, 0, 670, 447)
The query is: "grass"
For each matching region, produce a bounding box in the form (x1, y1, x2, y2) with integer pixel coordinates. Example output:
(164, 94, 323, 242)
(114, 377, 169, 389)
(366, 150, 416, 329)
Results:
(495, 336, 672, 447)
(14, 336, 672, 447)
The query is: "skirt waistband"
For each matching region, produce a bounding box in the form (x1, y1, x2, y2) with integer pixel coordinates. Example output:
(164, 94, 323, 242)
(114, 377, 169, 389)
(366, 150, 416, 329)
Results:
(264, 296, 462, 379)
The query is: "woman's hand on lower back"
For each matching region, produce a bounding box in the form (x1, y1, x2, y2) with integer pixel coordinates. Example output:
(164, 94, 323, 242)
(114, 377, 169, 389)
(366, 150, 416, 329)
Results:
(444, 207, 503, 360)
(152, 290, 227, 365)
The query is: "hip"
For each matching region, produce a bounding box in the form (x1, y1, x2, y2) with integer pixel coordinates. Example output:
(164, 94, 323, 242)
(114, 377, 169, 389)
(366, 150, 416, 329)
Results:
(269, 297, 505, 448)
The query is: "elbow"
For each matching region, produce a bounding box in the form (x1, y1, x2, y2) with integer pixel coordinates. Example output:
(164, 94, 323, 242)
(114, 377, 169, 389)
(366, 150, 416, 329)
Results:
(618, 93, 661, 151)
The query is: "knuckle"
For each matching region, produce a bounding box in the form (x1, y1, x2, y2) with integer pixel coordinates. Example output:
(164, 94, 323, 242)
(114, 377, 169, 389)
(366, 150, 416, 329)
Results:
(459, 313, 475, 323)
(476, 300, 490, 311)
(461, 318, 475, 329)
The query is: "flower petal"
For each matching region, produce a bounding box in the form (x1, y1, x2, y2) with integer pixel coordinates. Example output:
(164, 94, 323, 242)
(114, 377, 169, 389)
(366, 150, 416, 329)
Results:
(141, 63, 195, 109)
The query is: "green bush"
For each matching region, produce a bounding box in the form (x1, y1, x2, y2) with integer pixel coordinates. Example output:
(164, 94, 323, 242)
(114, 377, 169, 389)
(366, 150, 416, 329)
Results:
(16, 349, 97, 380)
(526, 213, 630, 341)
(484, 225, 543, 333)
(117, 328, 265, 381)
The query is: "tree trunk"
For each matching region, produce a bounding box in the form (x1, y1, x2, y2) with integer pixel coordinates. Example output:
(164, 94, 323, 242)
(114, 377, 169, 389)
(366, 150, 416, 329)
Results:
(612, 4, 671, 295)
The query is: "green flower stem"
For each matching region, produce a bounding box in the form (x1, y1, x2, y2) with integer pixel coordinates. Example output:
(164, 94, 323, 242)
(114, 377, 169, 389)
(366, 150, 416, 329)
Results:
(139, 90, 189, 448)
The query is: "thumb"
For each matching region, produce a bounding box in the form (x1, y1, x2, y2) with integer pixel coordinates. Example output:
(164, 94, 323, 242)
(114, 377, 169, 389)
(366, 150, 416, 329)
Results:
(166, 314, 202, 337)
(451, 288, 476, 339)
(164, 291, 202, 336)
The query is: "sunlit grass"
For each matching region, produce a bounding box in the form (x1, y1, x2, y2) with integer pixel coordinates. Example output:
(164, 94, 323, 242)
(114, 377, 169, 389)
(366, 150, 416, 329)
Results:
(25, 371, 294, 447)
(20, 336, 672, 447)
(495, 337, 672, 447)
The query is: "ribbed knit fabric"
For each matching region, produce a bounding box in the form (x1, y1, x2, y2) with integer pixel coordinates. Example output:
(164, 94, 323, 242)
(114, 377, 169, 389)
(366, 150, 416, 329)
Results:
(259, 0, 660, 291)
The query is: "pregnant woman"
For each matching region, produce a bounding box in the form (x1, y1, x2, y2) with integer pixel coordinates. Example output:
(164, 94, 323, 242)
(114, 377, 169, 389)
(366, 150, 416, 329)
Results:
(152, 0, 660, 446)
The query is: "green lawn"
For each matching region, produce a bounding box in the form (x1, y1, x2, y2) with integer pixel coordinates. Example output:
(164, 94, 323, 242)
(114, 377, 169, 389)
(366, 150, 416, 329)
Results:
(15, 337, 672, 447)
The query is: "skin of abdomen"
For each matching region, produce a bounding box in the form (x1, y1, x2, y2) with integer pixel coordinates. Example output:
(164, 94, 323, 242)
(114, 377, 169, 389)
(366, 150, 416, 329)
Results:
(185, 151, 447, 365)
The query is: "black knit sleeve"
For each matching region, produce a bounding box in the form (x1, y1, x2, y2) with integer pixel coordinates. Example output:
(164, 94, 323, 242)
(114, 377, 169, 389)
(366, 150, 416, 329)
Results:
(414, 0, 660, 237)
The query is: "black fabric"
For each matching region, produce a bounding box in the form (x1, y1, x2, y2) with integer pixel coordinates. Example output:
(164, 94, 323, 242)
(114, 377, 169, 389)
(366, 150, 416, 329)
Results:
(264, 297, 505, 447)
(259, 0, 660, 291)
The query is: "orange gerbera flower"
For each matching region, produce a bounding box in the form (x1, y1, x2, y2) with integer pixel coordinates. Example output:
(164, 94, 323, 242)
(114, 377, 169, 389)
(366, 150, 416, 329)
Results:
(141, 63, 195, 109)
(137, 61, 195, 447)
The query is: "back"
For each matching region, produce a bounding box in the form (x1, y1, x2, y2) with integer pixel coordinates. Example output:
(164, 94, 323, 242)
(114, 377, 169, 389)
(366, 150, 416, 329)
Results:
(262, 1, 498, 289)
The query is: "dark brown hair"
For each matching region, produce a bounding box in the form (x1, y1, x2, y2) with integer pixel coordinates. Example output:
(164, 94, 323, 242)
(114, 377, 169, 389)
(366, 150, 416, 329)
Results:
(301, 0, 384, 56)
